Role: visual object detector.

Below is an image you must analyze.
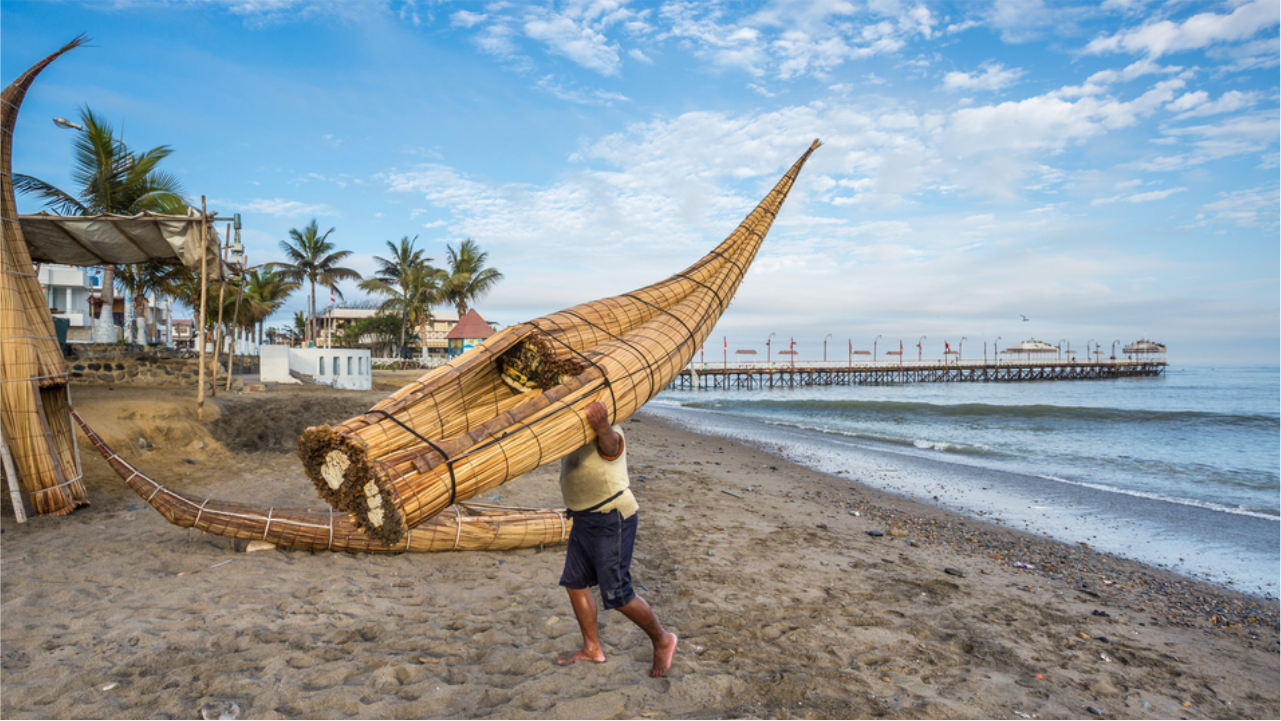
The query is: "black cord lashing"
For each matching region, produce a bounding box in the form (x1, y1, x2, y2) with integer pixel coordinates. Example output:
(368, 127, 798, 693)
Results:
(364, 409, 458, 507)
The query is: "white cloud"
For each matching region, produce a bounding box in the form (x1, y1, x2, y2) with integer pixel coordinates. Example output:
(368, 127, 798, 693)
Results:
(534, 76, 629, 106)
(1093, 186, 1187, 204)
(628, 47, 653, 63)
(942, 62, 1023, 92)
(452, 10, 487, 28)
(1085, 0, 1281, 58)
(237, 198, 339, 217)
(1171, 90, 1260, 120)
(524, 11, 622, 76)
(1199, 186, 1279, 227)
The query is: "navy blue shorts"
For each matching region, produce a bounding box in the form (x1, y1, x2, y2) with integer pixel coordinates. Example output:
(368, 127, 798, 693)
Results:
(559, 510, 637, 610)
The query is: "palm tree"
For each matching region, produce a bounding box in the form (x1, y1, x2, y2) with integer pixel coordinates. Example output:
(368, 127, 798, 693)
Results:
(266, 219, 361, 343)
(243, 268, 299, 346)
(114, 262, 180, 345)
(15, 107, 187, 342)
(362, 236, 437, 347)
(359, 264, 448, 352)
(441, 238, 503, 317)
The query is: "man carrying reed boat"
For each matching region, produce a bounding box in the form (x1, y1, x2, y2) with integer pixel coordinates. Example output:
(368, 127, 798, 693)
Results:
(555, 401, 677, 678)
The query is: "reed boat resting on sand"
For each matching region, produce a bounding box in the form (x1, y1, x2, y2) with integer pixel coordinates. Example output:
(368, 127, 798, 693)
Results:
(299, 140, 822, 544)
(71, 410, 571, 553)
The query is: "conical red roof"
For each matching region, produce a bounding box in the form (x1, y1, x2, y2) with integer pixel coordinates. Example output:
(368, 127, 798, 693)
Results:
(444, 308, 494, 340)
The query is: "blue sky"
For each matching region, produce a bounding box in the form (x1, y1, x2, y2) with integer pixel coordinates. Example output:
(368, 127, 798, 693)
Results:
(3, 0, 1277, 363)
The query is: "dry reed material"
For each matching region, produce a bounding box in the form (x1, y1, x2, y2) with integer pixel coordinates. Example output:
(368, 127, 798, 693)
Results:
(0, 37, 89, 516)
(71, 409, 570, 552)
(299, 139, 822, 544)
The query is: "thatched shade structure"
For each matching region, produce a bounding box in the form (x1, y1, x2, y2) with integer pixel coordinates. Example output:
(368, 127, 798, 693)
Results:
(299, 140, 822, 544)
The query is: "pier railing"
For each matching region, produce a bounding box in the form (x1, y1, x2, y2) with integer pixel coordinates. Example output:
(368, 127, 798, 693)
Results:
(671, 358, 1166, 389)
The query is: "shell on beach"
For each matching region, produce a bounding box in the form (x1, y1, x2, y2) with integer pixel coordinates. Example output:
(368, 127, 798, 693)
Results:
(298, 140, 823, 544)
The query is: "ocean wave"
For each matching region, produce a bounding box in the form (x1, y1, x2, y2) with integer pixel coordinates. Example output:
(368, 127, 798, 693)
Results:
(1034, 474, 1281, 521)
(750, 418, 1003, 457)
(678, 398, 1280, 430)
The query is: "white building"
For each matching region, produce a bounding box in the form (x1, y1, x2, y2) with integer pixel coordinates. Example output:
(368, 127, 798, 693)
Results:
(36, 263, 174, 345)
(260, 345, 372, 390)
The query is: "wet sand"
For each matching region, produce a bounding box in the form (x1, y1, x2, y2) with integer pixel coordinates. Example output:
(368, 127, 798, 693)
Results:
(2, 379, 1277, 719)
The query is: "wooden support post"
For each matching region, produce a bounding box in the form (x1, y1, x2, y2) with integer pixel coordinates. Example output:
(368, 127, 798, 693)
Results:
(210, 226, 229, 398)
(197, 197, 209, 422)
(0, 418, 28, 523)
(227, 258, 245, 392)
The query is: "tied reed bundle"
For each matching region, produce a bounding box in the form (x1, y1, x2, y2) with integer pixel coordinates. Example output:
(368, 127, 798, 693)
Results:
(72, 409, 570, 553)
(299, 140, 823, 545)
(1, 37, 89, 517)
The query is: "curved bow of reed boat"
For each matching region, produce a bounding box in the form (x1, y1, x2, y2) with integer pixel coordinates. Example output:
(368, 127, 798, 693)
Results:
(1, 36, 91, 517)
(70, 410, 570, 553)
(300, 139, 822, 544)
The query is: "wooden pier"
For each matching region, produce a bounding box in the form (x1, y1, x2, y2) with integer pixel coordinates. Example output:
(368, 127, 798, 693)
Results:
(670, 359, 1166, 390)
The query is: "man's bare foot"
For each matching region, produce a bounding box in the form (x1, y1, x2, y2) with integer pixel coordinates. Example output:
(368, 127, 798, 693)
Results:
(650, 632, 678, 677)
(556, 647, 606, 665)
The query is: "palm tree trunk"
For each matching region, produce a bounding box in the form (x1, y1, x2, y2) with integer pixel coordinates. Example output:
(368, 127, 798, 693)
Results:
(309, 277, 316, 345)
(96, 265, 115, 342)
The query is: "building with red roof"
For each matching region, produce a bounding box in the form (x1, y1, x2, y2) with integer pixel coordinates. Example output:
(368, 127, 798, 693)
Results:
(445, 309, 494, 357)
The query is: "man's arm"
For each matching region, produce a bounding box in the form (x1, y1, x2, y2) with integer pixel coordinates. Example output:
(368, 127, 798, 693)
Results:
(584, 401, 622, 460)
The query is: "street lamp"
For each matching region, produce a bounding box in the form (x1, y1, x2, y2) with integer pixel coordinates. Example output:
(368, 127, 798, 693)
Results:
(994, 336, 1001, 365)
(767, 332, 775, 364)
(53, 116, 84, 131)
(824, 333, 832, 363)
(874, 334, 882, 364)
(1112, 339, 1121, 362)
(1088, 339, 1095, 365)
(959, 336, 967, 363)
(1059, 338, 1066, 361)
(917, 336, 926, 362)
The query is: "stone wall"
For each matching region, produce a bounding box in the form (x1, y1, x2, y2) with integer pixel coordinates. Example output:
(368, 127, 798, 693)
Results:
(67, 347, 242, 390)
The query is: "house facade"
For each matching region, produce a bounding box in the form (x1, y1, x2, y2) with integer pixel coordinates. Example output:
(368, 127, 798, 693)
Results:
(36, 263, 173, 345)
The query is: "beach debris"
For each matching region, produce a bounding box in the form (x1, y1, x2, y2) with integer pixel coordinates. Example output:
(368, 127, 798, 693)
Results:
(849, 510, 860, 516)
(1099, 653, 1112, 662)
(944, 568, 966, 578)
(888, 528, 908, 537)
(137, 438, 147, 449)
(545, 616, 560, 625)
(1076, 632, 1090, 640)
(1091, 610, 1110, 617)
(816, 523, 828, 530)
(244, 541, 275, 553)
(101, 682, 118, 691)
(866, 530, 884, 537)
(199, 700, 240, 720)
(692, 644, 706, 655)
(1140, 701, 1150, 709)
(1085, 705, 1102, 716)
(1015, 562, 1035, 569)
(210, 559, 234, 569)
(721, 490, 743, 499)
(707, 549, 715, 556)
(1092, 636, 1109, 643)
(416, 657, 440, 665)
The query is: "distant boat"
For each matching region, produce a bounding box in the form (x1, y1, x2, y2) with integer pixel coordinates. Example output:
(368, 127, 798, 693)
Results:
(299, 140, 823, 544)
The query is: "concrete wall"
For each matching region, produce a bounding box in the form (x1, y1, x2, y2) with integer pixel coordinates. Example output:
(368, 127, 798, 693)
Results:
(259, 346, 372, 390)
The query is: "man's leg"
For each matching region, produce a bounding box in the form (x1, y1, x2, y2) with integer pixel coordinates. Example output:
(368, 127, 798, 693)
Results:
(616, 595, 678, 677)
(557, 587, 607, 664)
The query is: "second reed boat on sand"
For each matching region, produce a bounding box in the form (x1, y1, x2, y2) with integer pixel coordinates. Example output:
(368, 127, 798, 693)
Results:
(299, 140, 823, 544)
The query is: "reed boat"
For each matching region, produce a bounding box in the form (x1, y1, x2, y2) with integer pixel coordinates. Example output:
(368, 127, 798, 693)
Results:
(300, 140, 822, 544)
(71, 410, 571, 553)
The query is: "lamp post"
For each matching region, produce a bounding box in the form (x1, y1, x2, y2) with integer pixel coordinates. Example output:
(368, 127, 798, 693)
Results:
(1112, 339, 1121, 363)
(874, 335, 881, 364)
(848, 338, 852, 368)
(823, 333, 832, 363)
(1059, 338, 1066, 361)
(767, 332, 775, 365)
(918, 336, 926, 363)
(1088, 339, 1095, 365)
(960, 336, 967, 363)
(994, 336, 1001, 365)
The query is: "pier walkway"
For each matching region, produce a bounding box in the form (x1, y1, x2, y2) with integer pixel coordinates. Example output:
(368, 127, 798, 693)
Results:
(670, 359, 1166, 390)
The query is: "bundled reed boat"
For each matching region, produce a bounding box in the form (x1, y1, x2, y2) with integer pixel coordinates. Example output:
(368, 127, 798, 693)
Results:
(72, 410, 570, 553)
(300, 140, 822, 544)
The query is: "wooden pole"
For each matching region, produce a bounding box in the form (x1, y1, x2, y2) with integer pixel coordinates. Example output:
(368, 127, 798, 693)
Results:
(227, 257, 245, 392)
(196, 197, 209, 422)
(210, 226, 229, 398)
(0, 419, 27, 523)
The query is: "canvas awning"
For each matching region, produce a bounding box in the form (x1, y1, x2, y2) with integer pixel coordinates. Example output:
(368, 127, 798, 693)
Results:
(19, 209, 228, 279)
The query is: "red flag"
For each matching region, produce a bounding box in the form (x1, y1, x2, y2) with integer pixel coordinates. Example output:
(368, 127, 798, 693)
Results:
(724, 336, 727, 349)
(945, 342, 951, 353)
(330, 287, 336, 303)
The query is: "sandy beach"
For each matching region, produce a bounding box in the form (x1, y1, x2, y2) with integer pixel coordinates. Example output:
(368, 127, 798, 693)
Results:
(2, 376, 1277, 719)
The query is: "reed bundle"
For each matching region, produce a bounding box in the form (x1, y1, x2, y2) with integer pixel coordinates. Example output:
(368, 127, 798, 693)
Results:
(70, 409, 569, 553)
(299, 139, 822, 544)
(0, 37, 89, 517)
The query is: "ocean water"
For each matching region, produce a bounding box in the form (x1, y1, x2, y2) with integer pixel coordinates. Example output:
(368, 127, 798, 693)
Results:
(646, 364, 1280, 596)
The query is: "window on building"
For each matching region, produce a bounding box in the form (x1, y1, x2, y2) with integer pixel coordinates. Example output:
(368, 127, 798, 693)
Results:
(318, 358, 325, 375)
(333, 357, 340, 375)
(347, 357, 353, 375)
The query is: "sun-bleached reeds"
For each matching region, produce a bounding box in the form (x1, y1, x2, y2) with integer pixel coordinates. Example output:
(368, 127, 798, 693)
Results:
(71, 409, 569, 552)
(0, 37, 89, 517)
(299, 140, 822, 544)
